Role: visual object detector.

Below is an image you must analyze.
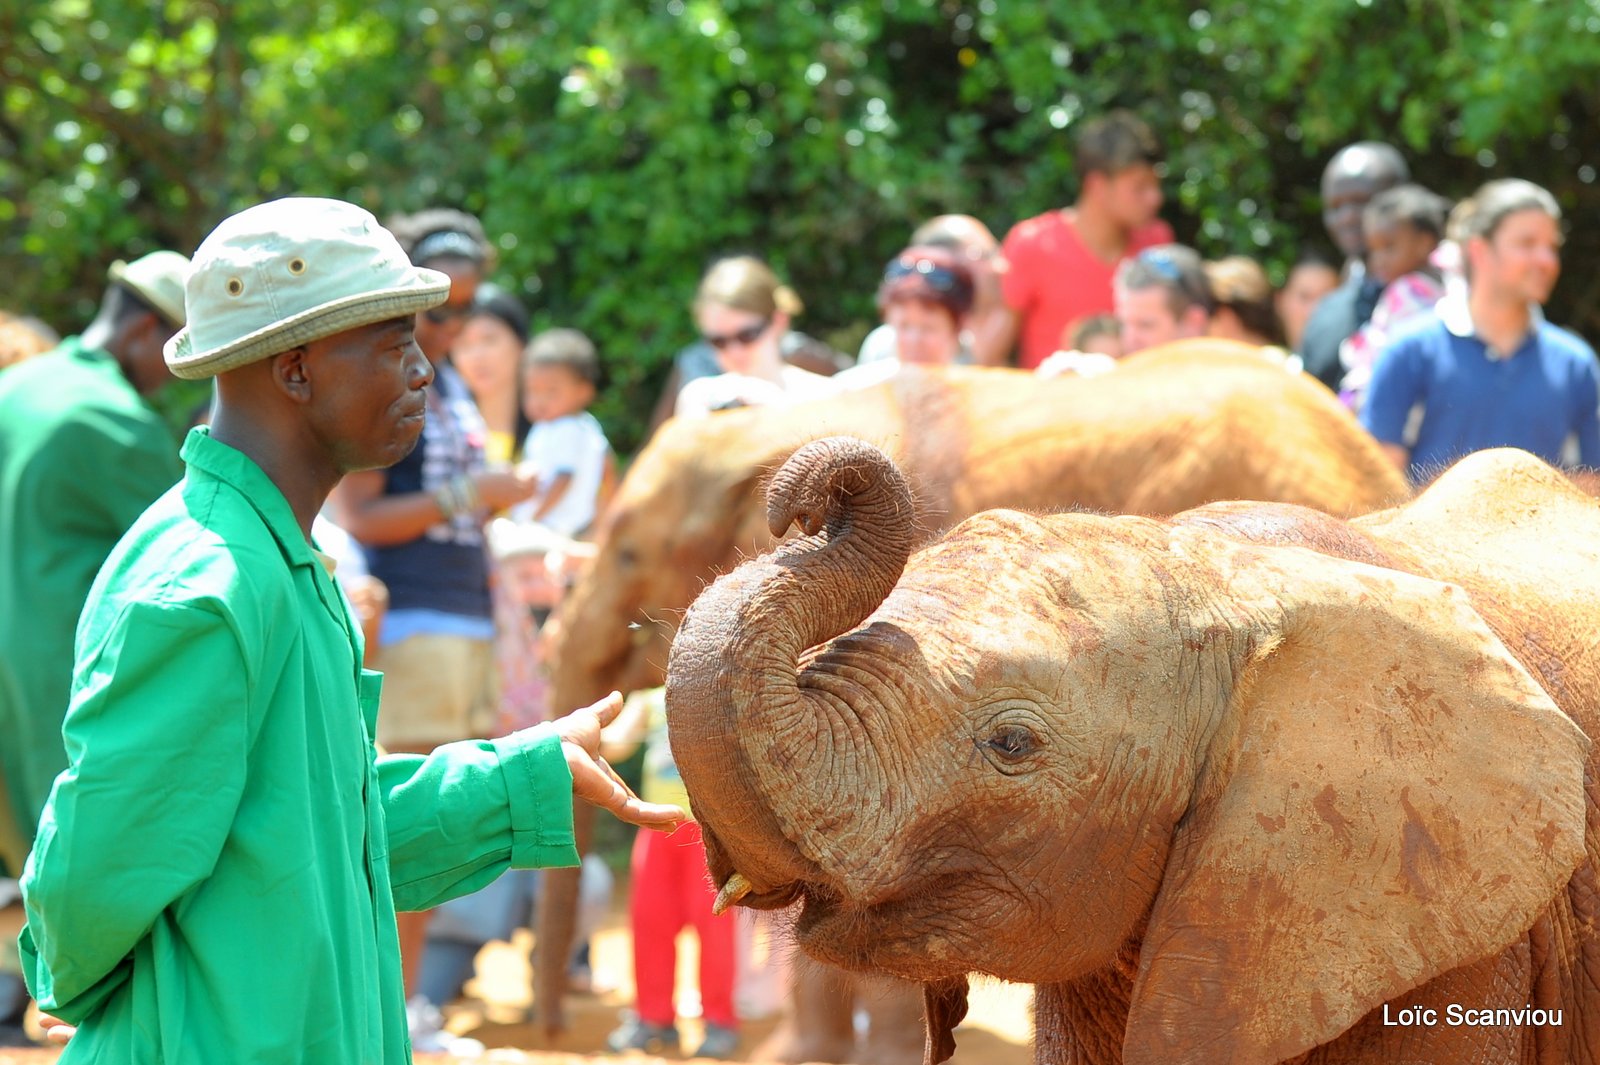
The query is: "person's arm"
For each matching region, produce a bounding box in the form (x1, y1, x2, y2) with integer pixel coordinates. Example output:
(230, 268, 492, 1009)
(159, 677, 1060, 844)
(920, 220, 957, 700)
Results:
(330, 468, 538, 547)
(19, 600, 251, 1022)
(530, 471, 573, 524)
(992, 226, 1033, 369)
(378, 693, 681, 913)
(673, 376, 714, 419)
(1359, 337, 1426, 479)
(55, 406, 182, 532)
(1573, 357, 1600, 469)
(969, 305, 1020, 368)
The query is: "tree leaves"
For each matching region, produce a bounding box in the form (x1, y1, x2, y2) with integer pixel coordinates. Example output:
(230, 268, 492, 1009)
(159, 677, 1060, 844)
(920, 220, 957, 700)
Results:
(2, 0, 1597, 450)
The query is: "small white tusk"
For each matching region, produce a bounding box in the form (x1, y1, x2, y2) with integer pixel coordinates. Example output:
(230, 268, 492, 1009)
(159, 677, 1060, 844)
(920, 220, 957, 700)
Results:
(712, 872, 753, 916)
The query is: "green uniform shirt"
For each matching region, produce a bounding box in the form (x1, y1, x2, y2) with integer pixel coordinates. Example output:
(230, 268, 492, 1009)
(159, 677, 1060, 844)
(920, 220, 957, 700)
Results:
(18, 426, 579, 1063)
(0, 338, 182, 867)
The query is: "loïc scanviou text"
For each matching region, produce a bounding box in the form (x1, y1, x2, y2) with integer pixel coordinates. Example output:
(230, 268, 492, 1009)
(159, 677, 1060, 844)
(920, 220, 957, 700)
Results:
(1382, 1004, 1563, 1027)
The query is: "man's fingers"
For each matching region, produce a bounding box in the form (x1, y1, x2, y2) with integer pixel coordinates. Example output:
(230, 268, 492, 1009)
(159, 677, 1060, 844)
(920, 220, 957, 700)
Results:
(37, 1014, 76, 1046)
(597, 755, 631, 795)
(569, 753, 684, 830)
(619, 797, 687, 830)
(587, 690, 625, 728)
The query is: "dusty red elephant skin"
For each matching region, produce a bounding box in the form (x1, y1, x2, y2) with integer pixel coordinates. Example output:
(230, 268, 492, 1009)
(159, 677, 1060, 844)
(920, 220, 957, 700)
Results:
(666, 438, 1600, 1065)
(533, 342, 1408, 1036)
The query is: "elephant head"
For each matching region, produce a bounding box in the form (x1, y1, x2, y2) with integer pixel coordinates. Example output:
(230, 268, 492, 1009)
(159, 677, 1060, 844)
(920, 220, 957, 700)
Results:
(665, 437, 1589, 1065)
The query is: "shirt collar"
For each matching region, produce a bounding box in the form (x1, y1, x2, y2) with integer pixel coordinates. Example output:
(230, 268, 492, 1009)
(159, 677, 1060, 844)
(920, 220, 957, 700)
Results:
(1436, 294, 1476, 339)
(1435, 293, 1545, 358)
(179, 426, 318, 570)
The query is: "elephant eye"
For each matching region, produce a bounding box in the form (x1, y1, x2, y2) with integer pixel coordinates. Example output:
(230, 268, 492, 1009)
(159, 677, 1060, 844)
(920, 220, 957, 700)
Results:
(979, 722, 1043, 774)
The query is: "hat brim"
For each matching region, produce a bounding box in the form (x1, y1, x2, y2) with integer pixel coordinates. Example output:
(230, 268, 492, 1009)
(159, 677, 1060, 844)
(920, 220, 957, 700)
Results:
(163, 276, 451, 380)
(108, 259, 187, 330)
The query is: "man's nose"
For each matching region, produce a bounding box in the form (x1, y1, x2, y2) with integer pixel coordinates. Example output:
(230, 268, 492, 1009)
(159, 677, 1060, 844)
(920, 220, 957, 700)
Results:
(407, 345, 435, 389)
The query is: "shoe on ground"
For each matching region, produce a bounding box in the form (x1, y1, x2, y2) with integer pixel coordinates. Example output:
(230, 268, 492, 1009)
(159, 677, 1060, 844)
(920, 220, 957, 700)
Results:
(606, 1012, 680, 1054)
(406, 994, 484, 1058)
(694, 1023, 740, 1059)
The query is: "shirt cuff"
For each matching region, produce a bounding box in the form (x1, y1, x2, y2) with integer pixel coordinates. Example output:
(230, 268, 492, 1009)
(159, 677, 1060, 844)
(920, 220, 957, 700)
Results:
(492, 724, 580, 869)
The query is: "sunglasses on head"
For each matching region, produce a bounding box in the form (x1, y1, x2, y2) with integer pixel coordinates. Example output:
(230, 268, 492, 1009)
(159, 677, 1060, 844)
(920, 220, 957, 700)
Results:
(1136, 248, 1184, 282)
(883, 257, 963, 294)
(423, 303, 473, 325)
(703, 318, 771, 350)
(1133, 247, 1209, 306)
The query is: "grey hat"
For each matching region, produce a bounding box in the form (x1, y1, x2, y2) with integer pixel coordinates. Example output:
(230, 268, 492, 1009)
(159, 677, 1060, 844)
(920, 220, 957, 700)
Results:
(108, 250, 191, 329)
(164, 197, 451, 380)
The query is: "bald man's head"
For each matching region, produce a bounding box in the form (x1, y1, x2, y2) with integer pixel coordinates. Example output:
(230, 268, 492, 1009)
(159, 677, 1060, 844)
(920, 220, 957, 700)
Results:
(1320, 142, 1410, 261)
(911, 214, 999, 257)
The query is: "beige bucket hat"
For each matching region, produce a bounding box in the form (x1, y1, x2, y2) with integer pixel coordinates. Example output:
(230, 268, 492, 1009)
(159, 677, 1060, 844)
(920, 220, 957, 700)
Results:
(108, 250, 191, 329)
(164, 197, 451, 380)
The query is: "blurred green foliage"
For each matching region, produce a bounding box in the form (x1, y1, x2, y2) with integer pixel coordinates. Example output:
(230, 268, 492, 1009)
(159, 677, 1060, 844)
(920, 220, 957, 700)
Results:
(3, 0, 1598, 451)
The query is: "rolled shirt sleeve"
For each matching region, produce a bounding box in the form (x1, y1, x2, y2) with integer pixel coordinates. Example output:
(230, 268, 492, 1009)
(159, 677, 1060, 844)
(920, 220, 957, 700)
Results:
(379, 722, 578, 913)
(19, 600, 250, 1021)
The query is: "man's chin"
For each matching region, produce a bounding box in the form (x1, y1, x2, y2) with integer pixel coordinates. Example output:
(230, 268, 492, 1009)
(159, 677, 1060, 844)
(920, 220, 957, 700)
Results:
(339, 428, 424, 475)
(395, 423, 425, 461)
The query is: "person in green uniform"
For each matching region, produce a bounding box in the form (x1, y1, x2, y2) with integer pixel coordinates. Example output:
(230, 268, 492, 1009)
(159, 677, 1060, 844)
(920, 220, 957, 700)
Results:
(17, 197, 683, 1061)
(0, 251, 189, 1047)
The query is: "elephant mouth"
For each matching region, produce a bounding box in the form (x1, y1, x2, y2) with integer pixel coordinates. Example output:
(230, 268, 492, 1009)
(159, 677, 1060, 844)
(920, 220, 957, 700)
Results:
(790, 878, 972, 978)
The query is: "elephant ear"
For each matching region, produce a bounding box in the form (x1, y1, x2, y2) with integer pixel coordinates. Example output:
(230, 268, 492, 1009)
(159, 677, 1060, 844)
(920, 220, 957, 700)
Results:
(1124, 548, 1591, 1065)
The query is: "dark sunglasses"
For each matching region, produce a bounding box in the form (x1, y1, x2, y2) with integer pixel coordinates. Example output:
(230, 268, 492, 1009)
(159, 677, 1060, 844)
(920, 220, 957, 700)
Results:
(423, 303, 473, 325)
(883, 257, 964, 294)
(703, 318, 771, 350)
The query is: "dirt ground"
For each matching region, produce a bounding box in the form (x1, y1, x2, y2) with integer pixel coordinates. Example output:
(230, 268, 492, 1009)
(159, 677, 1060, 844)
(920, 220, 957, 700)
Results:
(0, 895, 1032, 1064)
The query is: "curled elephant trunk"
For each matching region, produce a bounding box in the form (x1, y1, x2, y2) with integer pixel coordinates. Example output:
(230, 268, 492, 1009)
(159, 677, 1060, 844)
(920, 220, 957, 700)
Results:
(666, 437, 916, 897)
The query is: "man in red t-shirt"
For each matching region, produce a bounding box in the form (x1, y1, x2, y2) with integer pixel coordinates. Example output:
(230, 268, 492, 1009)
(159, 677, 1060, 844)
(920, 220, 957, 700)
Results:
(997, 110, 1174, 369)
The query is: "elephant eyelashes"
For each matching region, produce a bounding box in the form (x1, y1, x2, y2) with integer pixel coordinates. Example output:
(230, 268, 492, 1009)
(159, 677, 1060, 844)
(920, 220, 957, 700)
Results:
(978, 723, 1044, 774)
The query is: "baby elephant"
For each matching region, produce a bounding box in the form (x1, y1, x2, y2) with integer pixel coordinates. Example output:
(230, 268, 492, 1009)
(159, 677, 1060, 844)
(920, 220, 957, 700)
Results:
(667, 437, 1600, 1065)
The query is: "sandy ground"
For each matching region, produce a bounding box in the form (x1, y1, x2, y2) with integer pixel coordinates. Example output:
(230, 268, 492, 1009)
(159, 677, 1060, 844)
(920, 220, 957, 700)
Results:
(1, 894, 1032, 1064)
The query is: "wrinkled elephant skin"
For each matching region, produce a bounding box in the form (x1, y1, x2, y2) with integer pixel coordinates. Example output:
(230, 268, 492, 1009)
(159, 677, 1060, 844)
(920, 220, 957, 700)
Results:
(667, 439, 1600, 1065)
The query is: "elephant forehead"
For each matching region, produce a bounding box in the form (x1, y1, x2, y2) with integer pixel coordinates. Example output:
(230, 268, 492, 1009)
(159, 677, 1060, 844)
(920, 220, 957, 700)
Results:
(903, 511, 1185, 630)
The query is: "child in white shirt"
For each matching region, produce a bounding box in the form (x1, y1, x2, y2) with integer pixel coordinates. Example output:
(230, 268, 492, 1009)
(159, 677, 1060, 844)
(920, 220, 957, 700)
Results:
(514, 328, 611, 538)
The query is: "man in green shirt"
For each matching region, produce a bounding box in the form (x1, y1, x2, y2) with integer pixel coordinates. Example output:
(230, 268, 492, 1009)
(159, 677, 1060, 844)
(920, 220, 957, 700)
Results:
(0, 251, 190, 866)
(0, 252, 188, 1047)
(18, 198, 682, 1062)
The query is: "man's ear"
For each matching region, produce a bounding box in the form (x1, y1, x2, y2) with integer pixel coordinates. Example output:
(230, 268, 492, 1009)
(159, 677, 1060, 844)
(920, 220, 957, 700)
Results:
(1180, 305, 1211, 338)
(271, 346, 313, 404)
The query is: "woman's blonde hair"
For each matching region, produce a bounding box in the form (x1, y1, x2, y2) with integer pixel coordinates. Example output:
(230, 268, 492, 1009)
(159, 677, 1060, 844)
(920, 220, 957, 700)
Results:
(693, 256, 803, 319)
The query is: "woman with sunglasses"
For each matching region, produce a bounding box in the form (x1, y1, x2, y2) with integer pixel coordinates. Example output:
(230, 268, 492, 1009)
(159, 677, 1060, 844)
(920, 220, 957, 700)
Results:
(832, 246, 976, 391)
(674, 256, 834, 418)
(327, 208, 537, 1055)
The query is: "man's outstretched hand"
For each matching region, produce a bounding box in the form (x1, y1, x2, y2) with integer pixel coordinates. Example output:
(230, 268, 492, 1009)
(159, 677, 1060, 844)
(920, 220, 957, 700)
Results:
(555, 693, 685, 831)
